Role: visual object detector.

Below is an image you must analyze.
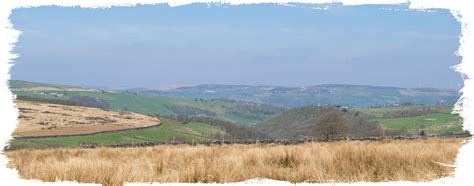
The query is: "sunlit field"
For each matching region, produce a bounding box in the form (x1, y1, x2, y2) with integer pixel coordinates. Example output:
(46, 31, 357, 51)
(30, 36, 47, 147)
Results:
(6, 138, 465, 185)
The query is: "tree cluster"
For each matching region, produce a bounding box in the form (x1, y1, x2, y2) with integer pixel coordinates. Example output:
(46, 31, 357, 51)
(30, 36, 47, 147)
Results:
(311, 110, 349, 140)
(224, 104, 285, 121)
(164, 105, 217, 117)
(17, 95, 110, 109)
(69, 96, 110, 109)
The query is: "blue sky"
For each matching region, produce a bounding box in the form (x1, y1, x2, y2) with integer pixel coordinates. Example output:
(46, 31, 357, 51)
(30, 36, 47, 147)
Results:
(10, 3, 462, 89)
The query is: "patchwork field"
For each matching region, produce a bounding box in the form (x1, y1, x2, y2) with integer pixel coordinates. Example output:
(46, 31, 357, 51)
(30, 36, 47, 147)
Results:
(13, 101, 161, 138)
(8, 119, 225, 149)
(8, 101, 465, 150)
(5, 81, 468, 186)
(10, 80, 463, 134)
(6, 138, 465, 185)
(358, 106, 463, 135)
(12, 90, 283, 125)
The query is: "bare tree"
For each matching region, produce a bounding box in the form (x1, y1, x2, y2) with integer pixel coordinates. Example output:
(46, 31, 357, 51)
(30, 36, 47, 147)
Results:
(311, 111, 349, 140)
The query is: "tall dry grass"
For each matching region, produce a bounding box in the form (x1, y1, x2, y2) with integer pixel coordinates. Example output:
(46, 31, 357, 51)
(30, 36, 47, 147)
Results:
(5, 138, 465, 185)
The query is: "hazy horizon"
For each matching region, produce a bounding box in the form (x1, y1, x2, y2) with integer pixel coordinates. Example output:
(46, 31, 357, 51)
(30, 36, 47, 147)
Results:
(10, 3, 463, 90)
(10, 78, 461, 91)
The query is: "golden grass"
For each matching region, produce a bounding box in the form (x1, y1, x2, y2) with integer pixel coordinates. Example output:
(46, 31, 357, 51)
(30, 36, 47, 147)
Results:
(13, 100, 160, 137)
(5, 138, 465, 185)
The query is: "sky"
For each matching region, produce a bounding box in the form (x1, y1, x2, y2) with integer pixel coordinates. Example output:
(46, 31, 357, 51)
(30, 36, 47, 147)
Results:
(10, 3, 462, 89)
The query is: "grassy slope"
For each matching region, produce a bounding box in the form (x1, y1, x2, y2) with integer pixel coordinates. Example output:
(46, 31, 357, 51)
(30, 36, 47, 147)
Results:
(8, 119, 224, 149)
(10, 80, 282, 124)
(7, 80, 260, 150)
(258, 104, 463, 138)
(12, 90, 278, 124)
(9, 80, 61, 89)
(358, 106, 463, 135)
(9, 80, 463, 139)
(358, 105, 422, 118)
(184, 122, 224, 136)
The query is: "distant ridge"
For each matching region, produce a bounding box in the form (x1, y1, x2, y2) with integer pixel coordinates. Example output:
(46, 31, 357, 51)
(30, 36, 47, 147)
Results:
(131, 84, 459, 108)
(9, 79, 459, 108)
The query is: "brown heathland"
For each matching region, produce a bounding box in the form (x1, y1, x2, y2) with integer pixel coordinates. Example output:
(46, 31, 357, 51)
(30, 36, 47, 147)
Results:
(5, 138, 465, 185)
(13, 100, 161, 137)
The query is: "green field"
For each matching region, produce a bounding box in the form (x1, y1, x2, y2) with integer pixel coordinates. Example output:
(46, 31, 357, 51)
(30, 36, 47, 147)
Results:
(12, 90, 282, 125)
(8, 80, 466, 148)
(9, 80, 67, 89)
(358, 106, 463, 135)
(358, 105, 423, 118)
(10, 79, 285, 125)
(184, 122, 224, 136)
(7, 119, 224, 150)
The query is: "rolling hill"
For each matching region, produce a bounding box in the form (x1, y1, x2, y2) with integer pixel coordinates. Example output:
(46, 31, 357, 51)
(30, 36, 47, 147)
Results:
(257, 104, 463, 139)
(8, 80, 465, 147)
(9, 80, 285, 125)
(132, 84, 460, 108)
(256, 106, 383, 139)
(358, 105, 463, 135)
(8, 118, 225, 150)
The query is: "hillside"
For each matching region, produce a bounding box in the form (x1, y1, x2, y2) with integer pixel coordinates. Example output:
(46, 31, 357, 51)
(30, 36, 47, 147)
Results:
(9, 80, 285, 125)
(256, 106, 383, 139)
(9, 118, 226, 150)
(257, 105, 464, 139)
(9, 80, 464, 142)
(13, 100, 161, 137)
(10, 80, 99, 92)
(133, 84, 459, 108)
(10, 100, 261, 150)
(358, 105, 463, 135)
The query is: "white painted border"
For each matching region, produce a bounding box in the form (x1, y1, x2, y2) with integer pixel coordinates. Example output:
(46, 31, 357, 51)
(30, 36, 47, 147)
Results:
(0, 0, 472, 185)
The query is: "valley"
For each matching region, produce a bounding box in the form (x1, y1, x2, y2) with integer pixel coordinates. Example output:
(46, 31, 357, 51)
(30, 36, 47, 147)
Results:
(6, 80, 466, 150)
